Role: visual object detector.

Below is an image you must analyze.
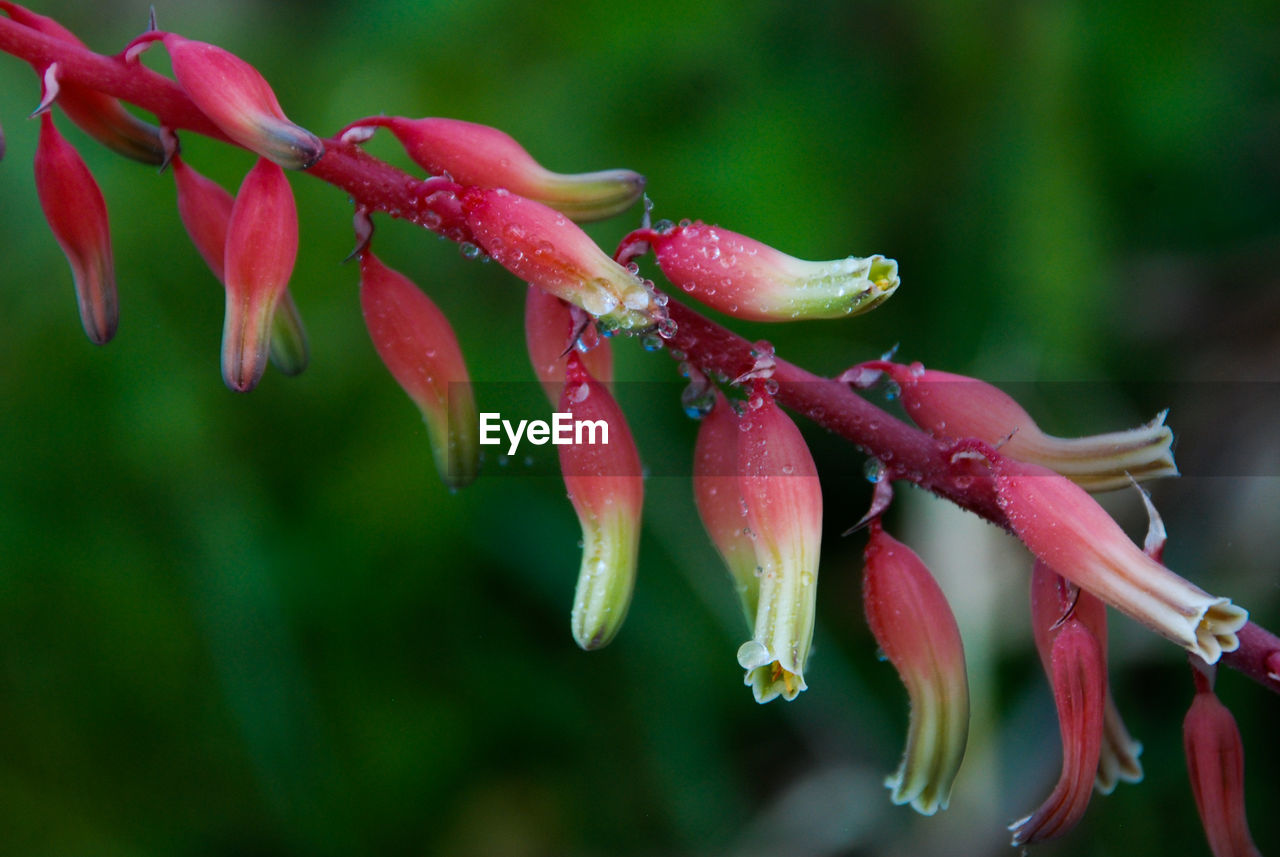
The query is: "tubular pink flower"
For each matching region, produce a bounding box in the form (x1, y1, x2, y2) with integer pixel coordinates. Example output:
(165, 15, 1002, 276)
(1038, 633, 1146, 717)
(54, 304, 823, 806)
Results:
(1011, 562, 1108, 844)
(645, 220, 898, 321)
(1183, 674, 1263, 857)
(221, 158, 297, 392)
(173, 156, 308, 376)
(862, 521, 969, 815)
(151, 33, 322, 170)
(995, 463, 1247, 663)
(1, 2, 165, 164)
(692, 390, 759, 628)
(33, 112, 116, 344)
(840, 361, 1176, 492)
(524, 285, 612, 406)
(557, 353, 643, 650)
(340, 116, 644, 222)
(359, 252, 478, 489)
(463, 187, 656, 332)
(735, 382, 822, 702)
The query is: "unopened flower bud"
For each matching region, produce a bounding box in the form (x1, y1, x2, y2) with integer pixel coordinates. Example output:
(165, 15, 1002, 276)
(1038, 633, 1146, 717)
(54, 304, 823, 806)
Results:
(173, 156, 309, 376)
(558, 353, 643, 650)
(360, 252, 478, 489)
(463, 187, 656, 331)
(1, 2, 166, 164)
(1011, 562, 1107, 845)
(645, 220, 899, 321)
(841, 361, 1176, 492)
(34, 112, 116, 344)
(524, 285, 612, 406)
(693, 391, 759, 629)
(222, 158, 297, 391)
(863, 522, 969, 815)
(735, 383, 822, 702)
(145, 33, 323, 169)
(1183, 674, 1262, 857)
(996, 463, 1247, 663)
(340, 116, 644, 221)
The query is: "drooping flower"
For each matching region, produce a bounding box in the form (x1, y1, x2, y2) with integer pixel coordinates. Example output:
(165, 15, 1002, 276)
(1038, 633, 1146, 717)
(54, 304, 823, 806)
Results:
(130, 32, 323, 170)
(1010, 561, 1107, 845)
(0, 2, 165, 164)
(340, 116, 644, 221)
(359, 251, 478, 489)
(524, 285, 613, 406)
(862, 521, 969, 815)
(642, 220, 898, 321)
(557, 353, 643, 650)
(1183, 669, 1263, 857)
(33, 111, 116, 344)
(172, 155, 308, 375)
(221, 158, 297, 391)
(734, 381, 822, 702)
(463, 187, 656, 332)
(692, 390, 759, 628)
(840, 360, 1176, 492)
(995, 461, 1247, 663)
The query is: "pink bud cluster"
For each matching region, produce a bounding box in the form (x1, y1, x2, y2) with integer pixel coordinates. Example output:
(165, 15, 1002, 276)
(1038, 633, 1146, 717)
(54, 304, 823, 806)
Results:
(0, 8, 1272, 855)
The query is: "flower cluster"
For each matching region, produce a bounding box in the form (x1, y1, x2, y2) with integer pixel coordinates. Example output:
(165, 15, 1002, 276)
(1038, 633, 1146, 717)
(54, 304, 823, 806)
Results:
(0, 5, 1273, 853)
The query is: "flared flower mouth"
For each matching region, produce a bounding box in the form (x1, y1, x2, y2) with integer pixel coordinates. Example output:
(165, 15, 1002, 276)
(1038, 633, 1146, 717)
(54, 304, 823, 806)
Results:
(996, 464, 1247, 663)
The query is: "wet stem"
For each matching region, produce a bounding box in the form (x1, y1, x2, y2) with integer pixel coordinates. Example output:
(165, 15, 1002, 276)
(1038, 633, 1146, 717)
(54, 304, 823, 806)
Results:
(0, 13, 1276, 693)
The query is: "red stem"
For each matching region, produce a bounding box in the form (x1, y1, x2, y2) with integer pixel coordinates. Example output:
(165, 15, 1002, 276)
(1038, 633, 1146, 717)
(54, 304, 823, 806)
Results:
(1, 13, 1275, 694)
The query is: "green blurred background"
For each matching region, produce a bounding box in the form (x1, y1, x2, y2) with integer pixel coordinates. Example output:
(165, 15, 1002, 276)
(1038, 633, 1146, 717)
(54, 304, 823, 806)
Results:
(1, 1, 1277, 855)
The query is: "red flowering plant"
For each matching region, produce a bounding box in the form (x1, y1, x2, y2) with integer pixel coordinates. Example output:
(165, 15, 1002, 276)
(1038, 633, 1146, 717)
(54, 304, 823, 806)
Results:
(0, 5, 1276, 855)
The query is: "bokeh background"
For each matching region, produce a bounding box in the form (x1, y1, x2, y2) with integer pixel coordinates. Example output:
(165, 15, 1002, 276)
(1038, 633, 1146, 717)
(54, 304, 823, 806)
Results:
(1, 1, 1278, 855)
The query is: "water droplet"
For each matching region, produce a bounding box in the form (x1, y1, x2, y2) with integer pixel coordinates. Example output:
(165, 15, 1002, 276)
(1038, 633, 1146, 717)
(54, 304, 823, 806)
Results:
(737, 639, 771, 669)
(641, 333, 664, 352)
(884, 380, 901, 401)
(421, 210, 442, 230)
(764, 378, 779, 395)
(681, 380, 716, 419)
(909, 361, 926, 377)
(781, 464, 794, 475)
(678, 218, 692, 228)
(460, 242, 482, 260)
(747, 395, 764, 410)
(864, 458, 884, 483)
(626, 261, 640, 276)
(656, 317, 678, 339)
(654, 218, 675, 234)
